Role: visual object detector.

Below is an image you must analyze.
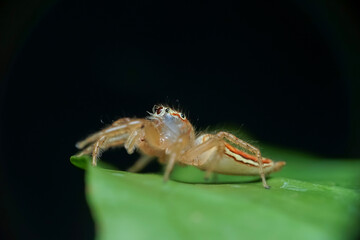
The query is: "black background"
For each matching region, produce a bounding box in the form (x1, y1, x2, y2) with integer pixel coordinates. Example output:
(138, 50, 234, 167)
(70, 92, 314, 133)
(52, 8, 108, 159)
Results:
(1, 0, 359, 239)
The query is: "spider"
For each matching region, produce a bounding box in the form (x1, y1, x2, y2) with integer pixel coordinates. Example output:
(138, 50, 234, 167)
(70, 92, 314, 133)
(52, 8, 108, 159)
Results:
(76, 105, 285, 189)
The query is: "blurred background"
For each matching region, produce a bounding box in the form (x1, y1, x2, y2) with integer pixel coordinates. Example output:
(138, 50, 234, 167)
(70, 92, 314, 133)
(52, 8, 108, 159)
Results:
(0, 0, 359, 239)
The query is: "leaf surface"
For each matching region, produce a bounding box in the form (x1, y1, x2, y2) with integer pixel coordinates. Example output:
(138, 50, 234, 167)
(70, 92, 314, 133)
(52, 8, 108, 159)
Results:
(70, 145, 360, 240)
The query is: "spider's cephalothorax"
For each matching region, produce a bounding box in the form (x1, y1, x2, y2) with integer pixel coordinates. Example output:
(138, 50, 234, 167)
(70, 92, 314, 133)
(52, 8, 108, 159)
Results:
(146, 105, 195, 150)
(76, 105, 285, 189)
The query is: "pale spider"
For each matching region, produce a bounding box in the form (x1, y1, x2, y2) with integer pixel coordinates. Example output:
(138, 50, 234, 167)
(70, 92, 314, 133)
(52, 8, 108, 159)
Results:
(76, 105, 285, 189)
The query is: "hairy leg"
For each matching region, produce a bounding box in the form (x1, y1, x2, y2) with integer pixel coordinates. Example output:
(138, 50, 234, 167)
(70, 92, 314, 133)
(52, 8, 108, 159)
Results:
(76, 118, 144, 149)
(85, 124, 144, 166)
(92, 136, 107, 166)
(162, 134, 193, 182)
(127, 155, 154, 173)
(216, 131, 270, 189)
(182, 136, 225, 180)
(204, 142, 225, 180)
(124, 129, 142, 154)
(76, 134, 129, 156)
(163, 153, 176, 182)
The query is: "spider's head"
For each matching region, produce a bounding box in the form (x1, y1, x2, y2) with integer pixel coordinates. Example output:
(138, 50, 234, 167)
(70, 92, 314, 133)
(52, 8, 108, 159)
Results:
(150, 105, 187, 121)
(148, 104, 190, 135)
(147, 104, 194, 146)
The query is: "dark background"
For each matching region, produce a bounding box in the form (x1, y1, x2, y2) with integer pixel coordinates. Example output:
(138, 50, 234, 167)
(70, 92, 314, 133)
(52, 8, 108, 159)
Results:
(1, 0, 359, 239)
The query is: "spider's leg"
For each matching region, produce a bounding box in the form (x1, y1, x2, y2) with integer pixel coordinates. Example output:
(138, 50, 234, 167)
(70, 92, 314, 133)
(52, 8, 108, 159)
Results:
(127, 155, 154, 173)
(92, 136, 107, 166)
(163, 152, 176, 182)
(90, 132, 139, 166)
(76, 118, 143, 149)
(76, 134, 128, 156)
(162, 133, 195, 182)
(182, 136, 225, 180)
(76, 144, 94, 156)
(124, 129, 143, 154)
(204, 142, 225, 180)
(76, 119, 145, 166)
(216, 131, 270, 189)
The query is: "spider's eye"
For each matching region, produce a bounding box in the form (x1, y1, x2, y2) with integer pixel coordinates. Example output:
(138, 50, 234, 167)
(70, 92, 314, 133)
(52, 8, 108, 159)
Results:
(152, 105, 163, 114)
(180, 113, 186, 119)
(165, 108, 170, 113)
(156, 107, 163, 114)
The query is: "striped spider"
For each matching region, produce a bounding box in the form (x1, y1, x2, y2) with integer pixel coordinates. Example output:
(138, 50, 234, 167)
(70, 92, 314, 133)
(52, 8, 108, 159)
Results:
(76, 105, 285, 188)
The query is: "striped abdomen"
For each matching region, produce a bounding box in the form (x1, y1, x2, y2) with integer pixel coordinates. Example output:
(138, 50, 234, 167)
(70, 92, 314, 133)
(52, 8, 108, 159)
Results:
(195, 134, 286, 176)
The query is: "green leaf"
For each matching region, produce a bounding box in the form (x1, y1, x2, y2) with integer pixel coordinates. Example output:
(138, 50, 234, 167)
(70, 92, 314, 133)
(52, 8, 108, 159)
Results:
(70, 155, 89, 170)
(71, 145, 360, 240)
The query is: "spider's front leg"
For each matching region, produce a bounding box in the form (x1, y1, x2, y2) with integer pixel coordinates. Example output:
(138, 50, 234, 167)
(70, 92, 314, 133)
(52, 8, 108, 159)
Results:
(75, 118, 145, 166)
(76, 135, 129, 157)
